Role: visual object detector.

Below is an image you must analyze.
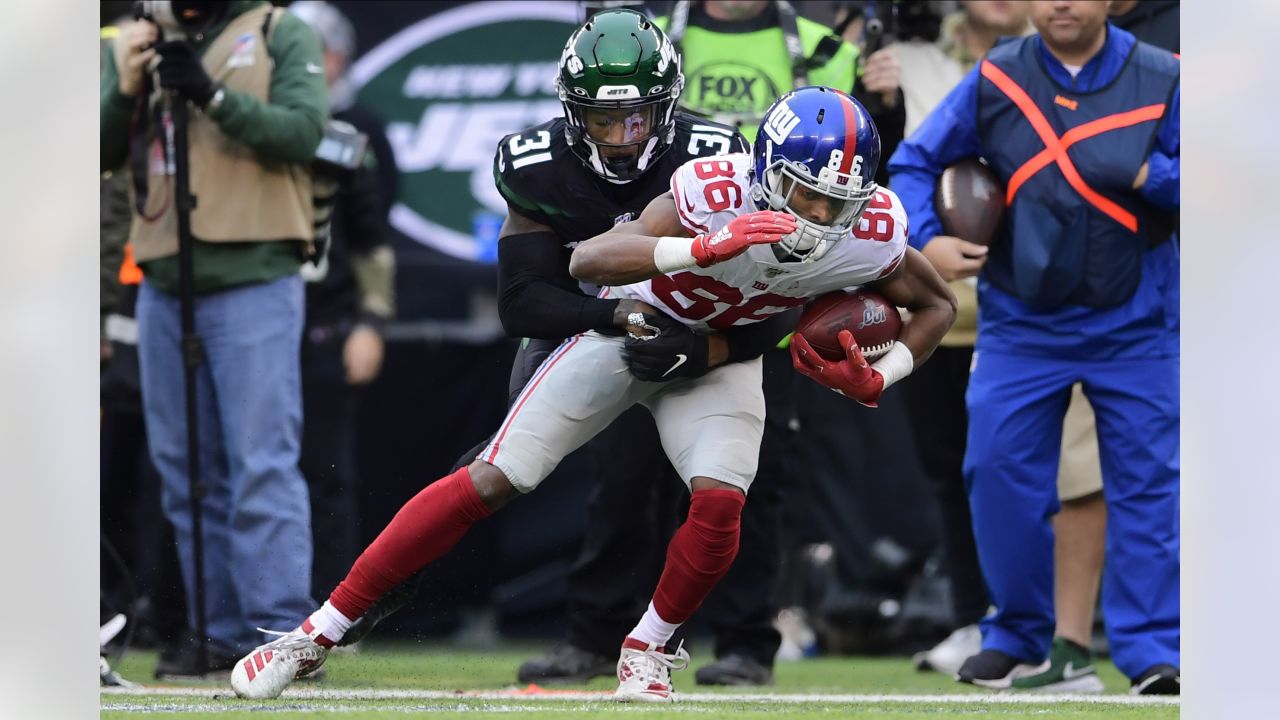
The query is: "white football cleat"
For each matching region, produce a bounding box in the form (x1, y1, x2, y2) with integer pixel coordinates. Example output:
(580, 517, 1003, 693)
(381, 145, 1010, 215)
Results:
(912, 624, 983, 677)
(612, 637, 690, 703)
(230, 626, 330, 699)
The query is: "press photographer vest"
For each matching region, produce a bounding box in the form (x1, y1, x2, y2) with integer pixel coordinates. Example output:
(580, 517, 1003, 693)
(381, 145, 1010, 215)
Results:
(977, 35, 1178, 308)
(130, 5, 313, 263)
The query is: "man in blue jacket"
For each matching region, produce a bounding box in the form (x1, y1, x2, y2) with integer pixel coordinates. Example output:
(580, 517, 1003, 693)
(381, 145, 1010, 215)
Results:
(888, 0, 1179, 695)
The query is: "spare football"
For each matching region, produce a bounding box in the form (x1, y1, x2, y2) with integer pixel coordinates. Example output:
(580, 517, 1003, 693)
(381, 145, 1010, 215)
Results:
(796, 289, 903, 362)
(935, 158, 1005, 247)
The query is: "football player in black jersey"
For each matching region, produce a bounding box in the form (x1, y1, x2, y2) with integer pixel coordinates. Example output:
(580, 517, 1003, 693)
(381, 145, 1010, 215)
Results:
(334, 8, 797, 680)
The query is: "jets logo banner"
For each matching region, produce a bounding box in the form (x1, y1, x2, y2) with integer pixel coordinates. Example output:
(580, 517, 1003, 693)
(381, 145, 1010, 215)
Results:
(346, 1, 579, 261)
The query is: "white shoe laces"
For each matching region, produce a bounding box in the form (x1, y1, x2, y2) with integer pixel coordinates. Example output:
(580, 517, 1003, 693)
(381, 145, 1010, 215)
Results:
(622, 640, 690, 686)
(256, 628, 327, 661)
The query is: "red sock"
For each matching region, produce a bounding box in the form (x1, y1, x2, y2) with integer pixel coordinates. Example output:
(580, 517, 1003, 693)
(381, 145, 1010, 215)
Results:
(651, 489, 746, 624)
(328, 467, 491, 619)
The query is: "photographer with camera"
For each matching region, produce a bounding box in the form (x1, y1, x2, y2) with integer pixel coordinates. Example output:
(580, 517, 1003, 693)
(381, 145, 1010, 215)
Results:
(100, 0, 328, 676)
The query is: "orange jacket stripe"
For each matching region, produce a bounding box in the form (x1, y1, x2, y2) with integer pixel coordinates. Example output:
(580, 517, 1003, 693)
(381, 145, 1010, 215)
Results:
(980, 60, 1152, 233)
(1005, 104, 1167, 205)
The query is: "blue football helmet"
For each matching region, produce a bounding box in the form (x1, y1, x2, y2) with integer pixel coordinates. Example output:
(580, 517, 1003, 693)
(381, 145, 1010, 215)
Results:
(750, 86, 881, 262)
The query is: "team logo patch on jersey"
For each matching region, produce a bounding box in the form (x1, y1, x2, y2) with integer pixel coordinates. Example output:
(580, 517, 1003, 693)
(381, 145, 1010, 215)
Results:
(752, 281, 769, 291)
(613, 212, 634, 225)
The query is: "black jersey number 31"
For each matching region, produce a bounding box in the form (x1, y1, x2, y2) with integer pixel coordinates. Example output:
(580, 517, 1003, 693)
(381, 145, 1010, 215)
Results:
(687, 127, 736, 157)
(508, 131, 552, 170)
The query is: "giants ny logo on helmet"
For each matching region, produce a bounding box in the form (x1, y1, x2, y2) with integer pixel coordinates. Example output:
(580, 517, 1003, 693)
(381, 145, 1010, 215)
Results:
(751, 87, 881, 262)
(761, 101, 800, 145)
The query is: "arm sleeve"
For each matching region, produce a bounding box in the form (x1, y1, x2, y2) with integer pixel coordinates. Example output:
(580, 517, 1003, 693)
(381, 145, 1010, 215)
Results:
(100, 172, 132, 334)
(886, 67, 984, 251)
(207, 13, 328, 165)
(1140, 84, 1179, 211)
(724, 307, 802, 364)
(497, 231, 620, 339)
(100, 44, 136, 172)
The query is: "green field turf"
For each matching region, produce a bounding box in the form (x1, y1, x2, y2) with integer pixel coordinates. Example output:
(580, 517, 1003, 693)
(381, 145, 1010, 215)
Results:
(101, 643, 1179, 719)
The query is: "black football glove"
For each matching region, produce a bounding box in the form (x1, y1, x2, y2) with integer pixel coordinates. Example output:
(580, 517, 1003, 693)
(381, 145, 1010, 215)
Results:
(155, 41, 219, 108)
(623, 316, 711, 382)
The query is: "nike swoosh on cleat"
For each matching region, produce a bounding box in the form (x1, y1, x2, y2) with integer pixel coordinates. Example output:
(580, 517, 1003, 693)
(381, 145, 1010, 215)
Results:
(1063, 662, 1095, 680)
(662, 353, 688, 377)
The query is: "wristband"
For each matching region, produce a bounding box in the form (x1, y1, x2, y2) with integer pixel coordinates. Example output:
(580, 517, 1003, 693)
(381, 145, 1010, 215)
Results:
(205, 86, 226, 112)
(870, 341, 914, 389)
(653, 236, 698, 273)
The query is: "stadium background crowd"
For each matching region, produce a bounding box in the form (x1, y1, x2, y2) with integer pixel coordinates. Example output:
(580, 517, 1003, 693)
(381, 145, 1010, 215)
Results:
(98, 0, 1179, 696)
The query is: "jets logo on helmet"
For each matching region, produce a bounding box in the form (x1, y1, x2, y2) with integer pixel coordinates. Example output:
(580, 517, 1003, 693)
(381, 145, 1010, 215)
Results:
(554, 9, 685, 183)
(751, 86, 882, 262)
(656, 35, 676, 75)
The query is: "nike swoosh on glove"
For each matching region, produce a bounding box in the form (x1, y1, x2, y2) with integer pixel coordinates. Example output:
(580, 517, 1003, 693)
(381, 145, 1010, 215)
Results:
(691, 211, 796, 267)
(623, 318, 710, 382)
(790, 329, 885, 407)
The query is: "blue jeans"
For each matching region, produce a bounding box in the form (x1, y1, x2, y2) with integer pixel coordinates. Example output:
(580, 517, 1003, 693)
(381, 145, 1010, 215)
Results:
(963, 350, 1180, 679)
(138, 274, 315, 654)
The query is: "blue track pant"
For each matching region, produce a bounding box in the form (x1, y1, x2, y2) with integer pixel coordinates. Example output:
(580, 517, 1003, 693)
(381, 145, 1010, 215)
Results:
(963, 350, 1179, 679)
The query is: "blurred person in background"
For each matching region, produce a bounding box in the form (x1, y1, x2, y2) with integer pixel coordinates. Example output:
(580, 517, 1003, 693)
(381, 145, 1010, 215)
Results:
(901, 0, 1180, 691)
(1108, 0, 1178, 53)
(100, 158, 188, 675)
(888, 0, 1113, 686)
(288, 0, 398, 605)
(665, 2, 904, 172)
(889, 0, 1180, 694)
(827, 1, 906, 187)
(100, 0, 328, 675)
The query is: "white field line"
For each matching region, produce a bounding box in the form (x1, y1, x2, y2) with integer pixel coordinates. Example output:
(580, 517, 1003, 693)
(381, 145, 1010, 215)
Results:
(101, 685, 1180, 706)
(102, 702, 723, 714)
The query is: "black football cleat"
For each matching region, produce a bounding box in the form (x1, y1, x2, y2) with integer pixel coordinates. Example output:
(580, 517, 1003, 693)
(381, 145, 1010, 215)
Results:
(956, 649, 1039, 689)
(694, 654, 774, 686)
(338, 579, 419, 647)
(1130, 664, 1180, 695)
(517, 642, 615, 684)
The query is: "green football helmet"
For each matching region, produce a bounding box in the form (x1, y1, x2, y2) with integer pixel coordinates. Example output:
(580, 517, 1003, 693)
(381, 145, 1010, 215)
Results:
(556, 9, 684, 183)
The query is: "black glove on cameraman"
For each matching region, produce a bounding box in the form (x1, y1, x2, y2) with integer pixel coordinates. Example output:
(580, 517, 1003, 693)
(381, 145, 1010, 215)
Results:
(155, 41, 219, 108)
(623, 315, 710, 382)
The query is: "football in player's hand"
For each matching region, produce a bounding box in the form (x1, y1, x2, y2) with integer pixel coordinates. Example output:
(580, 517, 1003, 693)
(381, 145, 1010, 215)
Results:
(796, 289, 902, 362)
(935, 158, 1005, 247)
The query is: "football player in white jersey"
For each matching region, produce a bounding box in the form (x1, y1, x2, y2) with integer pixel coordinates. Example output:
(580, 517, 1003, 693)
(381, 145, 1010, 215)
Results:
(228, 87, 954, 705)
(573, 86, 956, 407)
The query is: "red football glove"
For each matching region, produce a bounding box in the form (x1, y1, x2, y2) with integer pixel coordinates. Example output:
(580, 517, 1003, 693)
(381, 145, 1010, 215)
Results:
(691, 210, 796, 267)
(791, 329, 886, 407)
